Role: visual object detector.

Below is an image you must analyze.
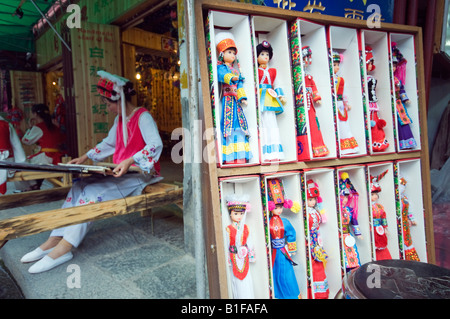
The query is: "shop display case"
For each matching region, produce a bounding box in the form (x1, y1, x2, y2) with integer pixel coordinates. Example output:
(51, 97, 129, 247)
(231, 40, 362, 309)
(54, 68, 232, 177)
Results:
(196, 0, 433, 299)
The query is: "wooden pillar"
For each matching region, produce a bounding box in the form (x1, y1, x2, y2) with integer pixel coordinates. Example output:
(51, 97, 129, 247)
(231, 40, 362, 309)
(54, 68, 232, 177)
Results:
(393, 0, 407, 24)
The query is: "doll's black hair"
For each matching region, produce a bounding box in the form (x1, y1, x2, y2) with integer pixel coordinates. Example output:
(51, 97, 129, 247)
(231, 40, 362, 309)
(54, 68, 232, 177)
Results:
(256, 41, 273, 60)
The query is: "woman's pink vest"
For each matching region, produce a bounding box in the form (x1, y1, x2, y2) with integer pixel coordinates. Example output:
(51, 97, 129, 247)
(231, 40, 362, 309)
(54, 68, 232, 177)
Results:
(114, 107, 160, 174)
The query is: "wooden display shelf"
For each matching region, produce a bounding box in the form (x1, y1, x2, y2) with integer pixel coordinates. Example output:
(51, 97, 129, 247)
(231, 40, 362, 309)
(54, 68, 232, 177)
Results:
(195, 0, 434, 299)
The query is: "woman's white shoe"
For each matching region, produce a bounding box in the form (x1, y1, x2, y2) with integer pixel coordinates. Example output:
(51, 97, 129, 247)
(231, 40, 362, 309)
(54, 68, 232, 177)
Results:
(28, 252, 73, 274)
(20, 247, 54, 263)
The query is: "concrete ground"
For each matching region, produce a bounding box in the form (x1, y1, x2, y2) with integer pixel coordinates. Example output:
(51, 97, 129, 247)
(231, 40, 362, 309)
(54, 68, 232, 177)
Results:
(0, 158, 200, 299)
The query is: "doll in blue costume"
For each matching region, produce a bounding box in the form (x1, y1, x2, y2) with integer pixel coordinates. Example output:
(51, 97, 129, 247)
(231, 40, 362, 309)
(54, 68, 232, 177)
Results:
(267, 178, 302, 299)
(216, 32, 252, 164)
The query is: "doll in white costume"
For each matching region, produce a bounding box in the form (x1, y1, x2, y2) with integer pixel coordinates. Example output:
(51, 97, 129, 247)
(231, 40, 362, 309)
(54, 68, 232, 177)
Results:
(225, 194, 255, 298)
(256, 40, 286, 161)
(365, 45, 389, 152)
(332, 51, 359, 155)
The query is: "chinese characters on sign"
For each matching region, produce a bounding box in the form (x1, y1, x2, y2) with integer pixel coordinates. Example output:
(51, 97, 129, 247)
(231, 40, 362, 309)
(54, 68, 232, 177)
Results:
(71, 22, 121, 153)
(254, 0, 394, 23)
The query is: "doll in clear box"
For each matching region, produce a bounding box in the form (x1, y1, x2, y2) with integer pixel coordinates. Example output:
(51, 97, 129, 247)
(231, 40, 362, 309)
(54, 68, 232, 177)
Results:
(306, 179, 329, 299)
(301, 46, 329, 158)
(370, 170, 392, 260)
(225, 194, 256, 298)
(399, 177, 420, 261)
(256, 41, 285, 161)
(339, 172, 362, 272)
(392, 43, 417, 150)
(332, 51, 359, 155)
(216, 32, 252, 164)
(366, 45, 389, 152)
(267, 178, 302, 299)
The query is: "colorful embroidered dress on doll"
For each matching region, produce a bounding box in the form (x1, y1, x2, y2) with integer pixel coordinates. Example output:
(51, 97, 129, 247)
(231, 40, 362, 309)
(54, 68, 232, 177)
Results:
(366, 46, 389, 152)
(226, 223, 255, 298)
(0, 116, 26, 194)
(399, 178, 420, 261)
(341, 205, 361, 269)
(333, 52, 359, 155)
(339, 172, 362, 270)
(22, 122, 65, 165)
(267, 178, 301, 299)
(392, 43, 417, 150)
(216, 32, 252, 164)
(372, 202, 392, 260)
(306, 179, 329, 299)
(302, 46, 329, 157)
(370, 170, 392, 260)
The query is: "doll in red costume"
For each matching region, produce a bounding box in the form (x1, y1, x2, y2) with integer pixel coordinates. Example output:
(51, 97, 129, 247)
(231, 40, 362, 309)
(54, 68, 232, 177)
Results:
(225, 194, 255, 298)
(302, 46, 329, 157)
(365, 45, 389, 152)
(370, 170, 392, 260)
(306, 179, 329, 299)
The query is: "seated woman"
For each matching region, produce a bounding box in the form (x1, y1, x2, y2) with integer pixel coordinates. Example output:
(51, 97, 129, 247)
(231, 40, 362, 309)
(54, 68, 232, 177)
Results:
(21, 103, 66, 190)
(21, 71, 163, 274)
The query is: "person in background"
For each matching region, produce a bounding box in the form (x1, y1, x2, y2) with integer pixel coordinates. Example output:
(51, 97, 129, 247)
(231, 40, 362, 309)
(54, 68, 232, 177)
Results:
(0, 114, 26, 194)
(21, 103, 66, 190)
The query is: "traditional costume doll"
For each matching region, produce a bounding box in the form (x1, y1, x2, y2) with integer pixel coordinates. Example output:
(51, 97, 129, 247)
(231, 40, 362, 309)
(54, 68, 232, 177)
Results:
(0, 115, 26, 194)
(257, 40, 285, 161)
(267, 178, 302, 299)
(339, 172, 362, 272)
(306, 179, 329, 299)
(216, 32, 252, 164)
(399, 177, 420, 261)
(225, 194, 255, 299)
(332, 51, 359, 155)
(392, 43, 417, 150)
(21, 70, 163, 273)
(302, 46, 329, 157)
(366, 45, 389, 152)
(370, 170, 392, 260)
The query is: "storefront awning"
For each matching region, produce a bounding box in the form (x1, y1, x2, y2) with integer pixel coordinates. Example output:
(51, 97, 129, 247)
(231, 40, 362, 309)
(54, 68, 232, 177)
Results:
(0, 0, 61, 53)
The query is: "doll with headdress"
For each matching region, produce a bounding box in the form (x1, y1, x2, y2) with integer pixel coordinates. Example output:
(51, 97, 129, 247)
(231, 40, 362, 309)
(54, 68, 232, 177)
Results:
(391, 43, 417, 150)
(339, 172, 362, 272)
(399, 177, 420, 261)
(306, 179, 329, 299)
(370, 170, 392, 260)
(332, 51, 359, 155)
(225, 194, 256, 298)
(267, 178, 302, 299)
(365, 45, 389, 152)
(256, 40, 286, 161)
(216, 32, 252, 164)
(302, 46, 329, 157)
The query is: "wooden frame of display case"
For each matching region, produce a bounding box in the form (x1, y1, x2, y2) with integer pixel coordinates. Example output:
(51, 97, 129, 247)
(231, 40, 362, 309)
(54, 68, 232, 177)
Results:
(195, 0, 434, 299)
